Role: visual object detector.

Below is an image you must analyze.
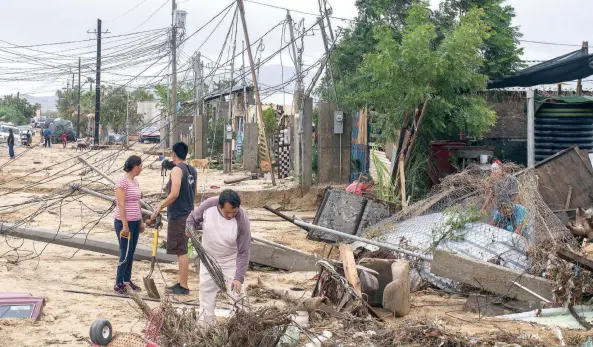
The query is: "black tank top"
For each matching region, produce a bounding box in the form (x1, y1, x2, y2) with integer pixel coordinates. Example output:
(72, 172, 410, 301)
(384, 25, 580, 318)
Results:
(167, 162, 197, 220)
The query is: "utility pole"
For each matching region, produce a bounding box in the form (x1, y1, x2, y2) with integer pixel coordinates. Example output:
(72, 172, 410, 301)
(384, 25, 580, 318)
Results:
(577, 41, 589, 96)
(170, 0, 179, 145)
(241, 41, 248, 121)
(287, 11, 304, 182)
(317, 17, 336, 101)
(286, 11, 303, 114)
(321, 0, 335, 43)
(125, 91, 129, 147)
(224, 18, 238, 174)
(237, 0, 276, 185)
(77, 57, 81, 138)
(94, 19, 102, 145)
(193, 52, 203, 158)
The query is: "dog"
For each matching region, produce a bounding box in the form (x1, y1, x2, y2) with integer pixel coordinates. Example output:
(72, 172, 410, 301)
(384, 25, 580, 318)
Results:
(190, 157, 211, 173)
(76, 142, 88, 151)
(161, 159, 175, 176)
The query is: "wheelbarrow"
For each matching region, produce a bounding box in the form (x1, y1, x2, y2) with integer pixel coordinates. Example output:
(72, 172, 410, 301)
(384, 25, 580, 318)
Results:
(89, 309, 163, 347)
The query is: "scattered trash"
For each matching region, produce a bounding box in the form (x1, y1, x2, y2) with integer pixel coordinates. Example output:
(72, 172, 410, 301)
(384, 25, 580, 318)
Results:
(0, 293, 45, 321)
(303, 331, 332, 347)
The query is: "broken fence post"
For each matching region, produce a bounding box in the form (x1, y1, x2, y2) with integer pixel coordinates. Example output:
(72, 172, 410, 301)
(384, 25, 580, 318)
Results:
(292, 219, 432, 261)
(78, 157, 154, 212)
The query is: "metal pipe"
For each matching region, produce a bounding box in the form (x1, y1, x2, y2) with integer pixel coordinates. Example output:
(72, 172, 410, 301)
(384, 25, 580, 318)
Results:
(292, 219, 433, 261)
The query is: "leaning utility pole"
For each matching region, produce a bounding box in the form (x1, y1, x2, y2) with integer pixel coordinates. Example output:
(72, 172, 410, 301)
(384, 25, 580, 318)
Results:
(94, 19, 102, 145)
(170, 0, 179, 145)
(237, 0, 276, 185)
(77, 57, 81, 138)
(286, 11, 303, 114)
(321, 0, 335, 43)
(317, 17, 336, 101)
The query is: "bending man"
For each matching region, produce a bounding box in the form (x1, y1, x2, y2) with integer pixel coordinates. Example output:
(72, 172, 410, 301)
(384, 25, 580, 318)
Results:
(186, 189, 251, 325)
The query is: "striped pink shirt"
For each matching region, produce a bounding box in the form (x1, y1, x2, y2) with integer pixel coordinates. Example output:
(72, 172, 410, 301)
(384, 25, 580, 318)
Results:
(114, 175, 142, 222)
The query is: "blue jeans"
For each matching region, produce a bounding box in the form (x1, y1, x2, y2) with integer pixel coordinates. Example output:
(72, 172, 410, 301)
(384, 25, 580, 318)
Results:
(114, 219, 141, 285)
(8, 144, 13, 158)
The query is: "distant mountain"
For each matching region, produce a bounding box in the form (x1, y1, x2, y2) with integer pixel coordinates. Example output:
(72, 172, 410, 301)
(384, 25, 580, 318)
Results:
(21, 95, 57, 111)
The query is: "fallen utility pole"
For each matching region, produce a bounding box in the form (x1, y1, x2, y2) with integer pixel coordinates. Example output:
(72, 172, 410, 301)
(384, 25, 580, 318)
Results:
(70, 183, 160, 220)
(77, 157, 154, 211)
(0, 223, 176, 263)
(71, 184, 318, 271)
(432, 250, 554, 302)
(237, 0, 276, 186)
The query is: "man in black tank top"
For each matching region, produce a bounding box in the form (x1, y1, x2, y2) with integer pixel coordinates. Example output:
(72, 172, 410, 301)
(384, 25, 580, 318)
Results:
(151, 142, 197, 295)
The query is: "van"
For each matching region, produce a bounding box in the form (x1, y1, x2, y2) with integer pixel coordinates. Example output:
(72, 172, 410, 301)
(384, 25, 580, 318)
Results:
(0, 124, 21, 146)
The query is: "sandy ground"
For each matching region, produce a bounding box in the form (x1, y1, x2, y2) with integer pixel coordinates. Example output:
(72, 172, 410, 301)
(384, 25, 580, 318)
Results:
(0, 139, 587, 346)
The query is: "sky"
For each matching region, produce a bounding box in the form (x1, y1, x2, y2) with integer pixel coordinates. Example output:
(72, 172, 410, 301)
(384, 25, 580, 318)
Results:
(0, 0, 592, 109)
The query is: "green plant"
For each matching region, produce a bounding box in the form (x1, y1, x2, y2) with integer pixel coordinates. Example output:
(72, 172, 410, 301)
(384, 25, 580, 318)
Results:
(263, 108, 277, 139)
(430, 203, 484, 250)
(371, 148, 398, 204)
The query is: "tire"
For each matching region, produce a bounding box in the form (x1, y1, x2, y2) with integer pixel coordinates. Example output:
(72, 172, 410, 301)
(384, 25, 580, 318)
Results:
(89, 319, 113, 345)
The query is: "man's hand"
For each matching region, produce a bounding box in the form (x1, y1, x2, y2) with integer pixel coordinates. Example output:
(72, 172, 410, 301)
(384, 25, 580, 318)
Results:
(150, 206, 162, 222)
(140, 221, 145, 234)
(231, 280, 242, 294)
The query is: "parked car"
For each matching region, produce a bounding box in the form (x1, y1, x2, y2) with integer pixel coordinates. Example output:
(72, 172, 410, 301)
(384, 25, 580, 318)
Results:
(17, 125, 33, 145)
(0, 124, 21, 146)
(107, 132, 124, 145)
(139, 127, 160, 143)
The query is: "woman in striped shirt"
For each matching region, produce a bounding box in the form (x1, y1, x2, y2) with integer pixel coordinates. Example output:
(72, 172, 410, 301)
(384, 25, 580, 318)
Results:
(114, 155, 145, 295)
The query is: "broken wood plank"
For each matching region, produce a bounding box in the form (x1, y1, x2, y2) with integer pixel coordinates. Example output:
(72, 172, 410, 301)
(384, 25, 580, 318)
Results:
(223, 176, 251, 184)
(398, 159, 407, 210)
(410, 187, 455, 217)
(339, 244, 362, 295)
(557, 248, 593, 273)
(565, 185, 573, 209)
(431, 249, 554, 302)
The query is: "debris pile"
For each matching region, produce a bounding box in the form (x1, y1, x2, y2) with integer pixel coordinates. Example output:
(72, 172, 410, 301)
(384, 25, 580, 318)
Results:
(357, 163, 589, 305)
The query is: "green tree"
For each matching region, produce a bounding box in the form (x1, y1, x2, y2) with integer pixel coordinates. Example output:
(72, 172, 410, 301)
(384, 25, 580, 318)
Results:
(355, 2, 496, 141)
(263, 107, 277, 139)
(434, 0, 523, 79)
(0, 94, 40, 125)
(100, 87, 142, 134)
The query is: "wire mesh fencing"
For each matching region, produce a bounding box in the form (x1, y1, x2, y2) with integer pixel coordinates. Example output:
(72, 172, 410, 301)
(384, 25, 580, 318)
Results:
(356, 163, 586, 304)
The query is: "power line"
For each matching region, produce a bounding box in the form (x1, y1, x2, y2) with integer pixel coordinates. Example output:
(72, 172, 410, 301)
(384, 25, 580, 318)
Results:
(129, 0, 170, 32)
(243, 0, 354, 22)
(108, 0, 150, 21)
(0, 28, 168, 49)
(519, 39, 584, 48)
